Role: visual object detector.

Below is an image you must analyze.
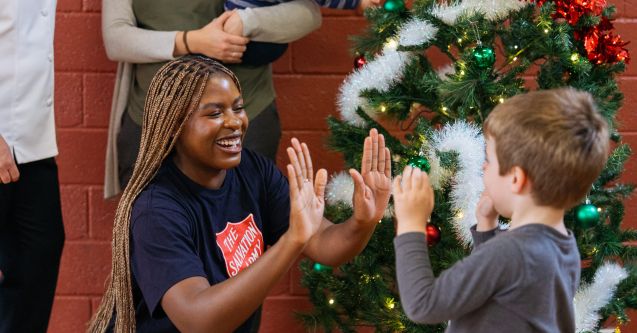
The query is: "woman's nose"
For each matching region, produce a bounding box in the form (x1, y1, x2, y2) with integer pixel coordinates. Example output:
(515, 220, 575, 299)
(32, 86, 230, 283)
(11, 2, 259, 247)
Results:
(224, 112, 242, 129)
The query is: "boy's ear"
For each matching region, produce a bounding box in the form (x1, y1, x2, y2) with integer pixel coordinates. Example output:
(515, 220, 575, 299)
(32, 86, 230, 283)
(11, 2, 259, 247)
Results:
(510, 166, 528, 194)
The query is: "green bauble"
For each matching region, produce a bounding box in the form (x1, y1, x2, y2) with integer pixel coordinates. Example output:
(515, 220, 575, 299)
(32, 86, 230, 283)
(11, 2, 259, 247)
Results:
(313, 263, 332, 272)
(408, 155, 431, 173)
(472, 46, 496, 68)
(575, 204, 600, 228)
(383, 0, 405, 12)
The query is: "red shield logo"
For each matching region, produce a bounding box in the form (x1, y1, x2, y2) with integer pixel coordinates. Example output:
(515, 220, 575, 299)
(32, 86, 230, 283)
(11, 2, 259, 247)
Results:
(215, 214, 264, 277)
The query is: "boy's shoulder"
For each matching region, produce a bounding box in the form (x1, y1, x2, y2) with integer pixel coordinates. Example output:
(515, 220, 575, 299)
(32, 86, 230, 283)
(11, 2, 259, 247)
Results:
(487, 224, 580, 274)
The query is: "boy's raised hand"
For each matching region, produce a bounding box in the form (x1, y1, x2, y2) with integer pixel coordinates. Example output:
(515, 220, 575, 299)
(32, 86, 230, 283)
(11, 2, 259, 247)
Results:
(285, 138, 328, 247)
(392, 165, 434, 235)
(475, 192, 499, 231)
(349, 128, 392, 225)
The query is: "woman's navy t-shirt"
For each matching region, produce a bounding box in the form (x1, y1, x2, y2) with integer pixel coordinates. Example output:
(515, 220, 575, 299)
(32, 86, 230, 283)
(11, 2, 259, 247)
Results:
(129, 149, 290, 332)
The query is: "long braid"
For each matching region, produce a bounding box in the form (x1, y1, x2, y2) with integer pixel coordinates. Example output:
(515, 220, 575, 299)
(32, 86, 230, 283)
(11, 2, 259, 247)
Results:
(88, 55, 241, 333)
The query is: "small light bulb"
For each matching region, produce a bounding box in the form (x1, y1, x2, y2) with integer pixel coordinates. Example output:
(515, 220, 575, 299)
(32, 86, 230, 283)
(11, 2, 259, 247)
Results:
(460, 70, 465, 75)
(597, 208, 602, 212)
(388, 303, 395, 309)
(328, 299, 335, 305)
(499, 97, 505, 103)
(514, 45, 519, 49)
(457, 38, 463, 43)
(544, 29, 549, 34)
(571, 53, 579, 62)
(442, 106, 448, 111)
(456, 211, 464, 219)
(512, 56, 518, 61)
(385, 39, 399, 50)
(380, 104, 387, 112)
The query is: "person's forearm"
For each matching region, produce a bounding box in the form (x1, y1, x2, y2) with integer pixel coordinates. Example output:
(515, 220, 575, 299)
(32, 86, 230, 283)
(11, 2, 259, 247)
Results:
(237, 0, 321, 43)
(303, 217, 376, 266)
(102, 0, 177, 63)
(172, 232, 304, 333)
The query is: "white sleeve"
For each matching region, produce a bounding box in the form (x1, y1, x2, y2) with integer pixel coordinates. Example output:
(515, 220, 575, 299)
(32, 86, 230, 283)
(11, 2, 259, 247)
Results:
(237, 0, 322, 43)
(101, 0, 178, 63)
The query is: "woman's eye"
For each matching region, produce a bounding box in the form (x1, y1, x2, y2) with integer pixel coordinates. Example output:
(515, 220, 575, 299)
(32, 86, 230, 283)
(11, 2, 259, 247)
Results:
(233, 106, 245, 113)
(207, 111, 222, 118)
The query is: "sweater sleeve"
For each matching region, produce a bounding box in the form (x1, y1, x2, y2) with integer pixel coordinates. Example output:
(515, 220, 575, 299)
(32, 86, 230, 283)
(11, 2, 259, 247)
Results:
(470, 225, 499, 250)
(394, 232, 526, 324)
(236, 0, 322, 43)
(102, 0, 177, 63)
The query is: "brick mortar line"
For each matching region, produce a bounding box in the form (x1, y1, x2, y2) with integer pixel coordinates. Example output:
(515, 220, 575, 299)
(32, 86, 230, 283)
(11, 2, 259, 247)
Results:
(57, 127, 107, 132)
(52, 295, 96, 300)
(63, 240, 112, 244)
(616, 17, 637, 23)
(55, 70, 117, 74)
(56, 12, 101, 17)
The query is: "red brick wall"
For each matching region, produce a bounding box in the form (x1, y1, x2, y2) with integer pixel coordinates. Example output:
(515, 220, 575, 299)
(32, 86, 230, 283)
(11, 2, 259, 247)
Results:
(47, 2, 637, 332)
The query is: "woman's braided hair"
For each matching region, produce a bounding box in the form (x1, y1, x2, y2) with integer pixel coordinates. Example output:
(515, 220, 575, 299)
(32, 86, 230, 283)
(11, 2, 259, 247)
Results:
(88, 55, 241, 333)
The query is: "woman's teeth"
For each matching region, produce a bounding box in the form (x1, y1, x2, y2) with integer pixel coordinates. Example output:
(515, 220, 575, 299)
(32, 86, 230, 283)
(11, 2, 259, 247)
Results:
(217, 138, 241, 147)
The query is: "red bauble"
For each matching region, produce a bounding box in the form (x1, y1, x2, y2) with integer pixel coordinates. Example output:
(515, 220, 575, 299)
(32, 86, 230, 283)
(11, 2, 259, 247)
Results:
(354, 54, 367, 70)
(426, 224, 441, 247)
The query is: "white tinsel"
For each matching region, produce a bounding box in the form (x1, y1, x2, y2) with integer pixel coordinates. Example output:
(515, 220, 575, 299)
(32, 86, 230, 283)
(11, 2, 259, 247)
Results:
(338, 49, 412, 125)
(325, 171, 393, 219)
(432, 0, 528, 25)
(429, 121, 485, 246)
(398, 18, 439, 47)
(337, 0, 528, 125)
(425, 149, 452, 190)
(326, 171, 355, 206)
(574, 262, 628, 333)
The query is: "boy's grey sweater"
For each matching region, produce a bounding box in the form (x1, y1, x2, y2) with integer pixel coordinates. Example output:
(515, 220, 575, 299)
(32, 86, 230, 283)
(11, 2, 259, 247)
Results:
(394, 224, 580, 333)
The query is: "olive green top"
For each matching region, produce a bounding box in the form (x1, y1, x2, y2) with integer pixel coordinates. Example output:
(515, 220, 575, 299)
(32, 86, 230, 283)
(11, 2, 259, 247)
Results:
(128, 0, 275, 124)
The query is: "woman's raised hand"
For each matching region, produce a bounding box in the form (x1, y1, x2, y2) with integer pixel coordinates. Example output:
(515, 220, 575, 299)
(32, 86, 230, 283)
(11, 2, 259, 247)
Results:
(349, 128, 392, 225)
(285, 138, 327, 247)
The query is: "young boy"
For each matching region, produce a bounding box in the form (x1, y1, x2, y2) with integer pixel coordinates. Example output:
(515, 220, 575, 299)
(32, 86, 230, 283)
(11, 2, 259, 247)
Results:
(392, 87, 610, 332)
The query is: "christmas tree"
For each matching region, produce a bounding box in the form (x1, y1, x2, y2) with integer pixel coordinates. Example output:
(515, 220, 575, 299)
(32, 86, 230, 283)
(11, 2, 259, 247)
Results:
(298, 0, 637, 332)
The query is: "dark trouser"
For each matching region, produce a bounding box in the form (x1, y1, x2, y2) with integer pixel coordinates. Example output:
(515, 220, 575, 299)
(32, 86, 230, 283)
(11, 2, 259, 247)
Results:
(118, 102, 282, 189)
(0, 157, 65, 333)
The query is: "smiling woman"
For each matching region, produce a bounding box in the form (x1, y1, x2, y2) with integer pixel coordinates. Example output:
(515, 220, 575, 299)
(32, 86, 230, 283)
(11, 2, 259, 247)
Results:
(173, 72, 248, 188)
(87, 55, 394, 333)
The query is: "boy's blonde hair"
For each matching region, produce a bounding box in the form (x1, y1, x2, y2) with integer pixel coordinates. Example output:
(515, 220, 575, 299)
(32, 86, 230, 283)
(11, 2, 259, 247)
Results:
(483, 87, 609, 209)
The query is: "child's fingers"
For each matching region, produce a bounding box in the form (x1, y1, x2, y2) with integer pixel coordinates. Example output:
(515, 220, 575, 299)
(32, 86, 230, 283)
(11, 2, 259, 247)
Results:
(402, 165, 413, 190)
(411, 167, 422, 189)
(392, 175, 403, 195)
